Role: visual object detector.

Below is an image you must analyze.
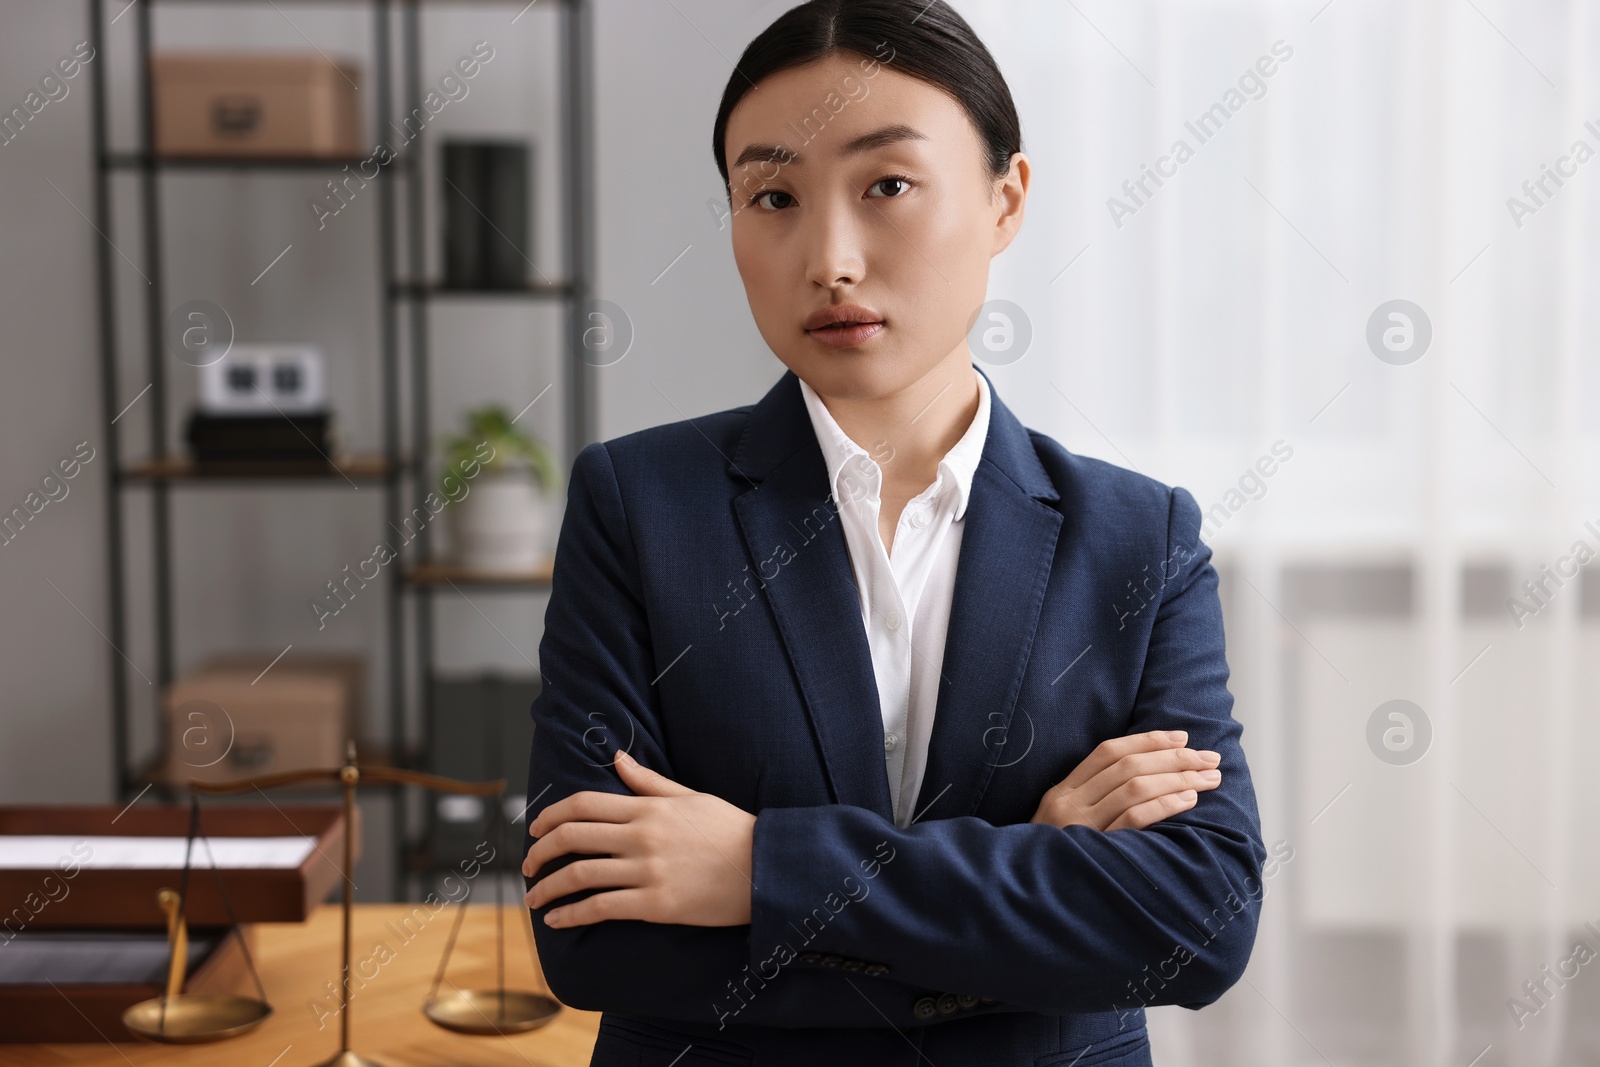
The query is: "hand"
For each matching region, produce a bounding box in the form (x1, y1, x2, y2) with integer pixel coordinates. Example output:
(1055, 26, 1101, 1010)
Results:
(1030, 730, 1221, 831)
(521, 750, 757, 929)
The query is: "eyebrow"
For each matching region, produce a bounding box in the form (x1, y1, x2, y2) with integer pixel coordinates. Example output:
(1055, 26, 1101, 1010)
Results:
(732, 123, 929, 170)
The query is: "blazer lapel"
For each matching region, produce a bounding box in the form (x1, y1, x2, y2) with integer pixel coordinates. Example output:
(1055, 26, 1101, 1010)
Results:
(910, 380, 1064, 821)
(728, 366, 1063, 826)
(731, 371, 896, 820)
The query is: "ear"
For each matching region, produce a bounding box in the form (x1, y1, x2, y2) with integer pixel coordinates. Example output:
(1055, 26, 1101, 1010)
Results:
(991, 151, 1029, 256)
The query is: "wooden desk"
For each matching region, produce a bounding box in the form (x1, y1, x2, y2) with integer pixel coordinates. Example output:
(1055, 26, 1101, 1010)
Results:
(11, 905, 600, 1067)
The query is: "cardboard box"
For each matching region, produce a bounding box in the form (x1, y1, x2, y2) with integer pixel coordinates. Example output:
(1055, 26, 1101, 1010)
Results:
(163, 654, 365, 782)
(151, 52, 362, 157)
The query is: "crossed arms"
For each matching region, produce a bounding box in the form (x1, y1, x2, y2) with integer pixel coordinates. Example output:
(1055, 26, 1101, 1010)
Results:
(521, 441, 1268, 1028)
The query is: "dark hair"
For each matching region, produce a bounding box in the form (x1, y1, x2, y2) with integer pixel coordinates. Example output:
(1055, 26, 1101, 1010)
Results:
(712, 0, 1023, 196)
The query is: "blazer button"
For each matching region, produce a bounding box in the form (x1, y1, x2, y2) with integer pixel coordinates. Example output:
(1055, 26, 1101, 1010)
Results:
(957, 993, 980, 1009)
(820, 955, 843, 968)
(936, 993, 959, 1015)
(798, 952, 823, 964)
(913, 997, 938, 1020)
(840, 958, 865, 972)
(863, 963, 890, 976)
(979, 996, 996, 1004)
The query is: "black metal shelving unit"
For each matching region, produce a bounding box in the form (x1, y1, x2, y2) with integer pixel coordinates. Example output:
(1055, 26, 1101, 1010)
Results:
(87, 0, 595, 896)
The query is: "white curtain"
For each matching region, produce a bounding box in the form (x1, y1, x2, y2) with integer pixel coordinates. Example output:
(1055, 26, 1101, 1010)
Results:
(962, 2, 1600, 1065)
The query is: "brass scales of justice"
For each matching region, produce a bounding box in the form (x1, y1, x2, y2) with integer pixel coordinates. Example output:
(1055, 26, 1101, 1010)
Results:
(120, 743, 562, 1065)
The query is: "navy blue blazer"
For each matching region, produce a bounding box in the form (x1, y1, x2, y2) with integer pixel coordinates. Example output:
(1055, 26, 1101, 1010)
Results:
(524, 364, 1267, 1067)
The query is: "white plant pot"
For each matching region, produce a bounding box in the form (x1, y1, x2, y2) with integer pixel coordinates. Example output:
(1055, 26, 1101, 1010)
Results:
(450, 470, 548, 572)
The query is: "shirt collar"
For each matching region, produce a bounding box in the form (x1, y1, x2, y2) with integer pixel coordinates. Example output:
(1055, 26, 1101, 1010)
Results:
(798, 364, 991, 521)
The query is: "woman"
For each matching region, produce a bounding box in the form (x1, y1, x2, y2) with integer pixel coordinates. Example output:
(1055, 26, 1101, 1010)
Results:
(520, 2, 1266, 1064)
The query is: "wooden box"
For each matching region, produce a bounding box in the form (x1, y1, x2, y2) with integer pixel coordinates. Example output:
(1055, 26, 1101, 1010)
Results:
(0, 925, 256, 1043)
(0, 805, 350, 928)
(150, 52, 362, 157)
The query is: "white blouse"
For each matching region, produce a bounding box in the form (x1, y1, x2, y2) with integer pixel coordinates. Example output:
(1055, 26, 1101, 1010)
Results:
(797, 366, 992, 828)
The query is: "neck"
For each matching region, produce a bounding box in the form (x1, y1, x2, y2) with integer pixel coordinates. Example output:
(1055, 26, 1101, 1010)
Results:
(812, 349, 980, 500)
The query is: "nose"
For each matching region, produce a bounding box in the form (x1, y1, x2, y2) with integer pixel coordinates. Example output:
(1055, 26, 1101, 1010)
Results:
(804, 186, 865, 290)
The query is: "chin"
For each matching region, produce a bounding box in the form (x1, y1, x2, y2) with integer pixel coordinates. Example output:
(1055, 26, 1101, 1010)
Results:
(782, 350, 901, 400)
(787, 348, 876, 385)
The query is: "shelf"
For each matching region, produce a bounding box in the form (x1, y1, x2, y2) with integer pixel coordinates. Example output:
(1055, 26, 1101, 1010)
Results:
(391, 280, 574, 301)
(93, 0, 595, 899)
(404, 558, 555, 588)
(122, 454, 397, 484)
(104, 152, 408, 172)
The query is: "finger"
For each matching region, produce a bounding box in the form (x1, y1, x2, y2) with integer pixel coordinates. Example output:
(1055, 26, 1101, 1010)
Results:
(543, 887, 655, 928)
(1079, 747, 1220, 807)
(529, 790, 644, 839)
(524, 857, 643, 910)
(1044, 790, 1100, 830)
(1088, 768, 1221, 824)
(522, 820, 635, 877)
(1059, 730, 1189, 791)
(1105, 789, 1199, 832)
(613, 750, 695, 798)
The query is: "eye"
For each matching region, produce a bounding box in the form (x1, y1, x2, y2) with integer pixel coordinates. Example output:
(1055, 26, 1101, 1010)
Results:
(749, 189, 796, 211)
(866, 174, 914, 199)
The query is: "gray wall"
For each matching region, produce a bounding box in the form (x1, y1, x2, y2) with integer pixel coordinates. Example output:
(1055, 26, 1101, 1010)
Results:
(0, 0, 787, 803)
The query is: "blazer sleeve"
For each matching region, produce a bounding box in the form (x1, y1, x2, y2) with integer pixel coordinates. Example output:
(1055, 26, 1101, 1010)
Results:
(524, 441, 1027, 1028)
(747, 485, 1269, 1018)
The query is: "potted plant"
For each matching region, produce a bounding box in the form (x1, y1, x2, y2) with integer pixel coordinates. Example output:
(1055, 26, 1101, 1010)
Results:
(439, 404, 560, 573)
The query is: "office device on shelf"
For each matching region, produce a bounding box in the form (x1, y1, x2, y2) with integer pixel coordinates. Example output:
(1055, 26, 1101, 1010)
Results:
(184, 345, 338, 467)
(150, 53, 363, 158)
(199, 345, 326, 414)
(183, 411, 338, 466)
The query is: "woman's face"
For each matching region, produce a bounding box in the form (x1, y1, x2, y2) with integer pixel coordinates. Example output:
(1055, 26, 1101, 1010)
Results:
(724, 53, 1027, 402)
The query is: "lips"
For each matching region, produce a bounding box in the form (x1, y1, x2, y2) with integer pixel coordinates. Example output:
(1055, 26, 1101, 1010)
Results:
(804, 303, 884, 332)
(805, 321, 885, 348)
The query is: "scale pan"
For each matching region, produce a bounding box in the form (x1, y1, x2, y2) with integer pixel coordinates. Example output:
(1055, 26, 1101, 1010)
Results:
(123, 994, 273, 1043)
(423, 989, 561, 1034)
